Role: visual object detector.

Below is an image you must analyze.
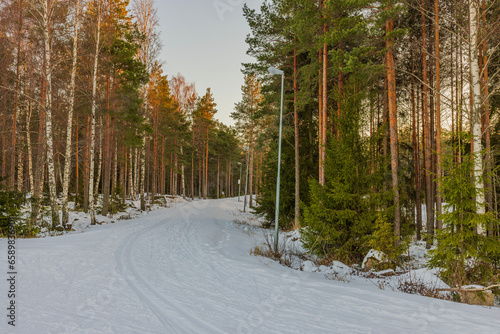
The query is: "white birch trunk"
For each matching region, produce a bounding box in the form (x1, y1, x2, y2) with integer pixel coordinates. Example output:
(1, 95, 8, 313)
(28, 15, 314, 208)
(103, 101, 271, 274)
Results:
(16, 105, 24, 192)
(140, 139, 146, 210)
(88, 2, 101, 225)
(43, 0, 59, 227)
(470, 0, 486, 235)
(94, 118, 103, 199)
(62, 0, 81, 226)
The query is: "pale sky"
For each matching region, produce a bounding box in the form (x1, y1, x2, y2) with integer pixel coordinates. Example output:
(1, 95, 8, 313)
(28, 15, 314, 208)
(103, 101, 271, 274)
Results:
(155, 0, 262, 126)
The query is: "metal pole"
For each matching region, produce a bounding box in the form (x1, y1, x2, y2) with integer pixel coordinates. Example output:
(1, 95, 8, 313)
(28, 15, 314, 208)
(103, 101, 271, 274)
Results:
(238, 163, 242, 202)
(274, 73, 284, 253)
(244, 149, 249, 212)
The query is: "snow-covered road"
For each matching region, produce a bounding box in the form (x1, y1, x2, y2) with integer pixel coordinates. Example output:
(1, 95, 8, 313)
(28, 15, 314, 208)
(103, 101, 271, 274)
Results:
(1, 198, 499, 334)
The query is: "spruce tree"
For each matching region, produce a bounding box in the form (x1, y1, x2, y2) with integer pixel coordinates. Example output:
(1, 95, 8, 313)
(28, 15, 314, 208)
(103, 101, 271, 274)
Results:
(428, 140, 500, 286)
(301, 86, 377, 263)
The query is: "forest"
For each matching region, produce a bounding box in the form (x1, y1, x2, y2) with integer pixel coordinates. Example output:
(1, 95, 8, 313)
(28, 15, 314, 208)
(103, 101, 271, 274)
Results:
(234, 0, 500, 288)
(0, 0, 243, 233)
(1, 0, 500, 290)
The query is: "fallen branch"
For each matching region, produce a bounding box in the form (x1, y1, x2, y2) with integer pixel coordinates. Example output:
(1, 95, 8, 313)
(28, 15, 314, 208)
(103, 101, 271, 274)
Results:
(436, 284, 500, 292)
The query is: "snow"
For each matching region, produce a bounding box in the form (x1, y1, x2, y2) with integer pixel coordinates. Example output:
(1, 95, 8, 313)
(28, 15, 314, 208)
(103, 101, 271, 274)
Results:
(1, 197, 499, 333)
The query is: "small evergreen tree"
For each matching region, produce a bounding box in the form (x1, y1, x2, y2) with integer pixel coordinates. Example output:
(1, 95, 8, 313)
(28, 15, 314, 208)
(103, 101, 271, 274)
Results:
(428, 140, 500, 286)
(0, 178, 25, 237)
(301, 88, 378, 263)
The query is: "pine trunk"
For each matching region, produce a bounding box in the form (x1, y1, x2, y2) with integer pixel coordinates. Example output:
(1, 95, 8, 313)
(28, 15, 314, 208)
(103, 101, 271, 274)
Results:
(386, 15, 400, 239)
(411, 43, 422, 240)
(434, 0, 442, 230)
(422, 0, 433, 248)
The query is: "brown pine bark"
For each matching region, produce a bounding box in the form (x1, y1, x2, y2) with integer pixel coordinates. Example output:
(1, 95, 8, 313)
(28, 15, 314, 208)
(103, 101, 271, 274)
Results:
(411, 42, 422, 240)
(321, 7, 327, 187)
(481, 0, 492, 226)
(318, 48, 323, 184)
(102, 73, 112, 216)
(434, 0, 442, 230)
(386, 15, 401, 239)
(422, 0, 433, 248)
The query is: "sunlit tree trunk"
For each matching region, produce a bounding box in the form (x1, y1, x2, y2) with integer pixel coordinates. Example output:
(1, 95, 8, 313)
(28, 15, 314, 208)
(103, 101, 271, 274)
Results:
(469, 0, 485, 234)
(42, 0, 59, 227)
(411, 42, 422, 240)
(434, 0, 442, 230)
(88, 1, 101, 225)
(320, 0, 327, 187)
(386, 14, 400, 239)
(422, 0, 433, 248)
(62, 0, 81, 226)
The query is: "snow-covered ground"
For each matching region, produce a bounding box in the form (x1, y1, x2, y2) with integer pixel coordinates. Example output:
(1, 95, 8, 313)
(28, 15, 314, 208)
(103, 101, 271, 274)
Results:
(1, 197, 499, 334)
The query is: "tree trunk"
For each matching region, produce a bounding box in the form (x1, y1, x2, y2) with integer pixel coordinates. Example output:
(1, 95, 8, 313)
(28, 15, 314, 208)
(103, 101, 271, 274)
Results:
(481, 0, 492, 233)
(43, 0, 59, 227)
(217, 150, 220, 199)
(422, 0, 433, 248)
(318, 48, 323, 184)
(204, 127, 209, 199)
(434, 0, 442, 230)
(411, 42, 422, 240)
(26, 103, 34, 194)
(320, 2, 327, 187)
(83, 116, 90, 212)
(16, 106, 24, 192)
(191, 130, 195, 199)
(62, 0, 81, 226)
(294, 46, 300, 229)
(88, 2, 101, 225)
(469, 0, 485, 234)
(386, 15, 400, 239)
(140, 138, 146, 210)
(249, 120, 254, 207)
(102, 115, 111, 216)
(181, 146, 185, 198)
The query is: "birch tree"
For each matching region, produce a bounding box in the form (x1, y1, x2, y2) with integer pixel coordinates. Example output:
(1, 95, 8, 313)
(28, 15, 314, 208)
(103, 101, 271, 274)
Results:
(61, 0, 81, 227)
(88, 0, 101, 224)
(469, 0, 486, 234)
(131, 0, 160, 210)
(28, 0, 60, 226)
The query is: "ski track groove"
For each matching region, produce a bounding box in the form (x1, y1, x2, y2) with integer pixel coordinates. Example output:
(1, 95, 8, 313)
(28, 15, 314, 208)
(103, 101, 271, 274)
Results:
(117, 203, 226, 334)
(117, 218, 180, 333)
